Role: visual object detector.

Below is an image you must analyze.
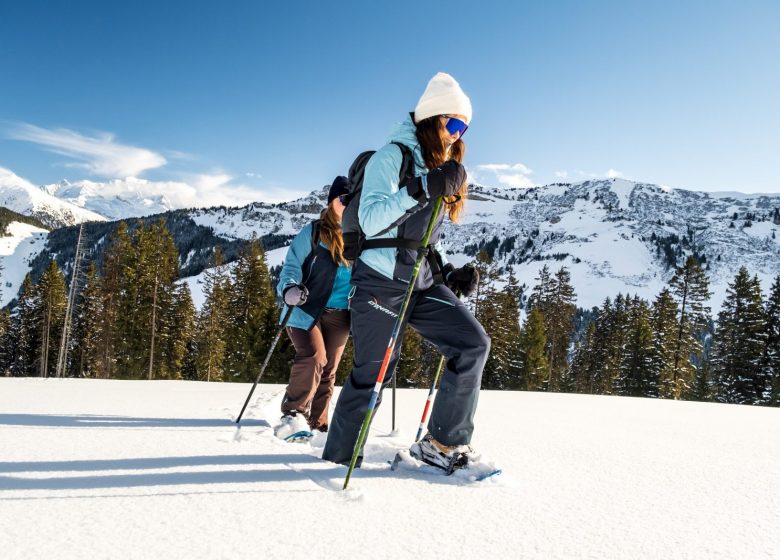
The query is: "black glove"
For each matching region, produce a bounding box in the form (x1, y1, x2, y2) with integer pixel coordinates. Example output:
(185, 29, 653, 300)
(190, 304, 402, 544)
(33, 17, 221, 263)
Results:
(405, 160, 467, 201)
(443, 263, 479, 297)
(283, 284, 309, 306)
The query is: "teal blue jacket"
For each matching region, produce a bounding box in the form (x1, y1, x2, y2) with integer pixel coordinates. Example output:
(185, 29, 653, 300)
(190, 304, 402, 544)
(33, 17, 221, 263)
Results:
(277, 222, 352, 330)
(358, 115, 449, 283)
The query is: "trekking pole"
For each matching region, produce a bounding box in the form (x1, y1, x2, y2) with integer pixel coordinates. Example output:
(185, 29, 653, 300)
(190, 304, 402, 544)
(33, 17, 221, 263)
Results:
(413, 290, 461, 442)
(343, 197, 443, 490)
(415, 355, 445, 441)
(392, 372, 397, 433)
(235, 305, 294, 425)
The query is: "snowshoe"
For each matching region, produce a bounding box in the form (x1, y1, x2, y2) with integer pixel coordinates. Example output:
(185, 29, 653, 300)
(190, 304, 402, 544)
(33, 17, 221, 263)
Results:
(408, 433, 472, 475)
(391, 447, 502, 482)
(273, 413, 313, 443)
(284, 430, 314, 443)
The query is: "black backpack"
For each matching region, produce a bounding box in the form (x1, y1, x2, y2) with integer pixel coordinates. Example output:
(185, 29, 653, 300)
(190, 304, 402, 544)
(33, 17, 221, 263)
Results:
(341, 141, 417, 260)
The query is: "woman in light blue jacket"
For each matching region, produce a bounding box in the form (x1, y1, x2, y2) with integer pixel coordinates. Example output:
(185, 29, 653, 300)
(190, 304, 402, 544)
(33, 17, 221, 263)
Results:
(274, 177, 352, 440)
(323, 73, 490, 472)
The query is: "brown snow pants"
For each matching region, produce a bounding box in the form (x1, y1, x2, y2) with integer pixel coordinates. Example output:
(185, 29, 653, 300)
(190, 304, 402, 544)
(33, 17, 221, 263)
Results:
(282, 308, 350, 431)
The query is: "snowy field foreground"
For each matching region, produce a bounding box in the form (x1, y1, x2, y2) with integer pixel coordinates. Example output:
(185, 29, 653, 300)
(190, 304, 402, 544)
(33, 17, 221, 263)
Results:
(1, 379, 779, 559)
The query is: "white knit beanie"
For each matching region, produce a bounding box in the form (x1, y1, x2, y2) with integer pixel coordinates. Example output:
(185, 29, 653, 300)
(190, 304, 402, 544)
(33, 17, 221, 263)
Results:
(414, 72, 472, 124)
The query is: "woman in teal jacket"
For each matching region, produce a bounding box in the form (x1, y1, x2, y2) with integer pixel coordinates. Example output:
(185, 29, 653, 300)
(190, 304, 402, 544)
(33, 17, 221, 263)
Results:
(275, 177, 352, 438)
(323, 73, 490, 472)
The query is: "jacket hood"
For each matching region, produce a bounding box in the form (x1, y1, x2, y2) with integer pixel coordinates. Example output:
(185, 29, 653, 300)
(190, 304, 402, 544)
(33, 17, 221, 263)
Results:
(386, 114, 426, 170)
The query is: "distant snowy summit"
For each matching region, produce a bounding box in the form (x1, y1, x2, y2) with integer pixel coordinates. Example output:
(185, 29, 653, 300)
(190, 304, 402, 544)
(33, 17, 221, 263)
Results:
(41, 177, 177, 221)
(0, 168, 105, 228)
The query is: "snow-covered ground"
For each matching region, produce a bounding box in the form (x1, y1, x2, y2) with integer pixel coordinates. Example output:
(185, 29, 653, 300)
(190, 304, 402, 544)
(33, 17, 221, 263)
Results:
(1, 379, 778, 559)
(0, 222, 48, 307)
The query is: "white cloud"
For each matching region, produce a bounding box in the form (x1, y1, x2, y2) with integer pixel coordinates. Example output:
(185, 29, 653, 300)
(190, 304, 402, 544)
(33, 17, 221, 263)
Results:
(186, 172, 301, 205)
(3, 158, 304, 213)
(557, 169, 628, 181)
(6, 123, 167, 178)
(496, 173, 535, 188)
(474, 162, 535, 188)
(477, 163, 533, 175)
(69, 173, 301, 209)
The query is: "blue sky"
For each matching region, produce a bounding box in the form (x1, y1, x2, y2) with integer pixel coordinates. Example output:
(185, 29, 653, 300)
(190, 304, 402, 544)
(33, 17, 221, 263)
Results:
(1, 0, 779, 205)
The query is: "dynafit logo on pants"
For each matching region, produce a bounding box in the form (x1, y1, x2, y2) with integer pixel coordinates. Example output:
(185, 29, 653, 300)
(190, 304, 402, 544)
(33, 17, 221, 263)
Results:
(368, 298, 398, 318)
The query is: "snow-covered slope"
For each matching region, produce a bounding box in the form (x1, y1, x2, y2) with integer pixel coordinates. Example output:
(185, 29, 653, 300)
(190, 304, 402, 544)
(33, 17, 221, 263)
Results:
(189, 190, 325, 240)
(43, 178, 182, 220)
(0, 222, 48, 307)
(442, 178, 780, 309)
(0, 378, 777, 559)
(0, 168, 106, 228)
(179, 246, 287, 310)
(187, 179, 780, 311)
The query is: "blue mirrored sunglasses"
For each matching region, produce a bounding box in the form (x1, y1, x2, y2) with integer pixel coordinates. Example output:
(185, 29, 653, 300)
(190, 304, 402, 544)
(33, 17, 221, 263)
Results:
(444, 115, 468, 138)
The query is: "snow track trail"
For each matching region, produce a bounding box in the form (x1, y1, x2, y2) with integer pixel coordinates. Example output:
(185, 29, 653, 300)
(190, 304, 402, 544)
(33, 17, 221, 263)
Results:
(1, 378, 779, 559)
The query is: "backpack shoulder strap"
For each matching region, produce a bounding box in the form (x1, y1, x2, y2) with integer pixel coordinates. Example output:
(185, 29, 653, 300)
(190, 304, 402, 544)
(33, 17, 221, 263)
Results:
(346, 150, 377, 199)
(310, 219, 321, 250)
(390, 141, 416, 182)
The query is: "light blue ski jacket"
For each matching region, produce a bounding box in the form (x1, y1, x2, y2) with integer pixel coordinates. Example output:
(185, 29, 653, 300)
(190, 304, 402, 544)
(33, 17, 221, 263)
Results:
(277, 222, 351, 330)
(358, 115, 449, 280)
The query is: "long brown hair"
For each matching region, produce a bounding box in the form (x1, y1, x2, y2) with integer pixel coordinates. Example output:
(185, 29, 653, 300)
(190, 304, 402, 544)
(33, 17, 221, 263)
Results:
(319, 202, 349, 267)
(415, 115, 467, 223)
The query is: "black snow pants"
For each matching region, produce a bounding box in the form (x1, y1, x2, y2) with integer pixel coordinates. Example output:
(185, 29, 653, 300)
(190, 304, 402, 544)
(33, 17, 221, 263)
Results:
(322, 263, 490, 466)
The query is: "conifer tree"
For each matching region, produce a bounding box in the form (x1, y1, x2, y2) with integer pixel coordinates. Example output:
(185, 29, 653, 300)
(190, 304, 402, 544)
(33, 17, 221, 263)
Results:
(194, 248, 232, 382)
(0, 309, 10, 376)
(224, 236, 282, 382)
(472, 252, 503, 389)
(519, 306, 548, 391)
(70, 263, 103, 378)
(711, 267, 767, 404)
(166, 284, 196, 380)
(100, 222, 136, 378)
(12, 274, 39, 376)
(621, 296, 656, 397)
(0, 260, 6, 372)
(502, 270, 524, 388)
(763, 276, 780, 406)
(36, 261, 67, 378)
(583, 298, 613, 394)
(690, 358, 713, 402)
(669, 256, 712, 399)
(480, 269, 523, 389)
(134, 220, 180, 380)
(546, 267, 576, 391)
(528, 265, 554, 312)
(569, 320, 596, 394)
(528, 265, 576, 391)
(598, 294, 628, 395)
(651, 288, 679, 398)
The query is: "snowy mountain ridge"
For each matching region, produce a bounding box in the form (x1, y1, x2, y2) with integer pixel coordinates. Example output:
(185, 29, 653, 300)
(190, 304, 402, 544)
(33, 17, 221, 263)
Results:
(183, 177, 780, 310)
(0, 168, 106, 228)
(42, 177, 178, 220)
(2, 177, 780, 312)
